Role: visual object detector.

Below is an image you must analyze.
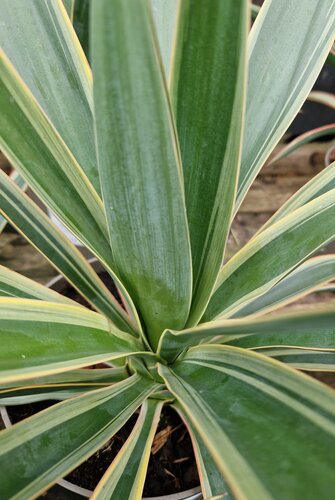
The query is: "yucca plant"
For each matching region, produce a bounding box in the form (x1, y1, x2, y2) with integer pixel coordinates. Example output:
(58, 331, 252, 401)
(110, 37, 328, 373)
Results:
(0, 0, 335, 498)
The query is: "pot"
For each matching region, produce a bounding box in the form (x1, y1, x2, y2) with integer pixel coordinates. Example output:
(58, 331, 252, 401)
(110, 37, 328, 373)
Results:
(0, 267, 202, 500)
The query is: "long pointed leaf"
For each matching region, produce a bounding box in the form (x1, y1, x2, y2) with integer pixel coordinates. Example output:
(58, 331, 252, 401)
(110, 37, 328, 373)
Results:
(256, 161, 335, 233)
(159, 346, 335, 499)
(204, 189, 335, 321)
(92, 0, 192, 348)
(150, 0, 178, 80)
(0, 51, 111, 264)
(269, 125, 335, 165)
(159, 308, 335, 362)
(171, 0, 248, 326)
(0, 375, 158, 499)
(173, 403, 233, 499)
(92, 398, 163, 499)
(0, 0, 99, 192)
(255, 347, 335, 371)
(234, 255, 335, 318)
(236, 0, 335, 211)
(0, 170, 140, 335)
(0, 299, 143, 383)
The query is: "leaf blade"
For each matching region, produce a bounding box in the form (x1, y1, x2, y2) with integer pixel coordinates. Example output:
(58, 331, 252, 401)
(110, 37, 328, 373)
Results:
(171, 0, 248, 325)
(92, 0, 192, 347)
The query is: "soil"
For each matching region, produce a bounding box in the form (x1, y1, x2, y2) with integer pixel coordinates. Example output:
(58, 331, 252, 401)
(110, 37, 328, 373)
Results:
(5, 271, 199, 498)
(6, 403, 198, 497)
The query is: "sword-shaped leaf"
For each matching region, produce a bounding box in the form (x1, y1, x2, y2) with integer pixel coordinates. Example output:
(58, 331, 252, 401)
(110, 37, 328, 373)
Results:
(173, 403, 232, 499)
(204, 189, 335, 321)
(0, 375, 158, 499)
(255, 348, 335, 371)
(92, 0, 192, 348)
(236, 0, 335, 211)
(171, 0, 248, 326)
(0, 299, 143, 384)
(159, 308, 335, 362)
(92, 398, 163, 499)
(159, 346, 335, 499)
(0, 0, 99, 192)
(256, 161, 335, 233)
(0, 170, 140, 336)
(234, 255, 335, 318)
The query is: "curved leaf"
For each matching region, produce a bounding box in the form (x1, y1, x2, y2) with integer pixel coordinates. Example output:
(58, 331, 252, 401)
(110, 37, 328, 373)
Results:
(0, 299, 143, 383)
(170, 0, 248, 326)
(0, 375, 158, 499)
(257, 161, 335, 233)
(159, 346, 335, 499)
(159, 307, 335, 362)
(0, 50, 112, 264)
(173, 403, 233, 499)
(236, 0, 335, 211)
(0, 170, 140, 335)
(308, 91, 335, 109)
(0, 0, 99, 192)
(204, 189, 335, 321)
(92, 398, 163, 499)
(269, 125, 335, 165)
(255, 347, 335, 371)
(233, 255, 335, 318)
(92, 0, 192, 348)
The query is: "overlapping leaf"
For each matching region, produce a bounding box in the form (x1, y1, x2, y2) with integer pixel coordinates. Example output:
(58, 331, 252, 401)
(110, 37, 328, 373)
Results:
(92, 0, 192, 348)
(171, 0, 248, 325)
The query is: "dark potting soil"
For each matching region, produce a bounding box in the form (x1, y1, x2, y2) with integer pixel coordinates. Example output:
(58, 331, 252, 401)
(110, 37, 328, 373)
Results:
(6, 270, 199, 497)
(6, 403, 199, 497)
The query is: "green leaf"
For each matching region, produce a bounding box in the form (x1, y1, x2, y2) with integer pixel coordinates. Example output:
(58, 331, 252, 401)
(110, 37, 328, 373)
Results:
(92, 398, 163, 499)
(0, 265, 75, 304)
(150, 0, 178, 80)
(204, 189, 335, 321)
(233, 255, 335, 318)
(0, 170, 140, 336)
(159, 345, 335, 499)
(308, 90, 335, 109)
(0, 298, 143, 383)
(171, 0, 248, 326)
(0, 51, 113, 266)
(255, 347, 335, 371)
(0, 0, 99, 192)
(0, 170, 26, 234)
(258, 161, 335, 233)
(92, 0, 192, 348)
(0, 374, 159, 499)
(236, 0, 335, 211)
(0, 367, 129, 405)
(158, 308, 335, 362)
(269, 125, 335, 165)
(173, 403, 233, 499)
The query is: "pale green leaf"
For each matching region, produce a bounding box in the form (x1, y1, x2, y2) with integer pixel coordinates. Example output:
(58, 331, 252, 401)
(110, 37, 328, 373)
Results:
(233, 255, 335, 318)
(150, 0, 178, 80)
(0, 0, 99, 192)
(257, 161, 335, 233)
(92, 0, 192, 348)
(255, 347, 335, 371)
(0, 375, 159, 499)
(92, 398, 163, 499)
(236, 0, 335, 211)
(159, 307, 335, 362)
(204, 189, 335, 321)
(0, 298, 143, 383)
(159, 345, 335, 499)
(0, 170, 140, 335)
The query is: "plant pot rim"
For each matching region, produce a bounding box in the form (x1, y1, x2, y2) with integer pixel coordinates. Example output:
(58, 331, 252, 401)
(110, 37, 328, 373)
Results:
(0, 265, 202, 500)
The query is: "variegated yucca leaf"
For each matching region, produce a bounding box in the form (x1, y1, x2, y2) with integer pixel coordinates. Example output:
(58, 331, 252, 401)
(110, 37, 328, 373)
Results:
(0, 0, 335, 498)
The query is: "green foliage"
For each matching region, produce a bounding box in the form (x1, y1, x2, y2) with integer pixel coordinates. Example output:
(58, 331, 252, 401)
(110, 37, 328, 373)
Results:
(0, 0, 335, 498)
